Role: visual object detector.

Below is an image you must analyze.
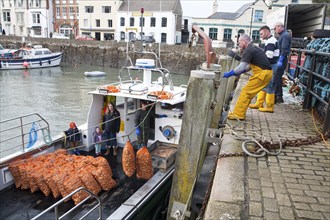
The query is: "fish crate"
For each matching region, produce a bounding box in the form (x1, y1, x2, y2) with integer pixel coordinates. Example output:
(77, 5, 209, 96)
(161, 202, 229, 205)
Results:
(149, 141, 178, 170)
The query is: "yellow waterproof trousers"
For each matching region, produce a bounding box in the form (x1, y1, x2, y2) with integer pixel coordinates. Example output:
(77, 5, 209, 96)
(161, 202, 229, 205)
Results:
(229, 64, 272, 120)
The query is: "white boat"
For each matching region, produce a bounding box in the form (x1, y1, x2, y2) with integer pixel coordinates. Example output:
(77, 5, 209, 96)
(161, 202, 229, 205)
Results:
(0, 50, 187, 220)
(0, 45, 62, 70)
(84, 71, 106, 77)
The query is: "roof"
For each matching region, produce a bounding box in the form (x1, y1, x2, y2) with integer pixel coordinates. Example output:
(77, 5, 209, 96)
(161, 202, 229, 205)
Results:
(119, 0, 182, 14)
(207, 2, 254, 20)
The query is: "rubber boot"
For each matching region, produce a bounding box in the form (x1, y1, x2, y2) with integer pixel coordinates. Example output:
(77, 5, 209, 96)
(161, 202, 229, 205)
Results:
(113, 146, 118, 156)
(104, 147, 110, 156)
(249, 91, 266, 109)
(259, 94, 275, 113)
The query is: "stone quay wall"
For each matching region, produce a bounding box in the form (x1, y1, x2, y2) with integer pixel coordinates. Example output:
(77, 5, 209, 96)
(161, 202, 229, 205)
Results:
(0, 36, 228, 74)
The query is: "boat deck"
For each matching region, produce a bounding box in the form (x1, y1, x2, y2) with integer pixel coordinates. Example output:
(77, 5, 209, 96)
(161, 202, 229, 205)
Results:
(0, 148, 147, 220)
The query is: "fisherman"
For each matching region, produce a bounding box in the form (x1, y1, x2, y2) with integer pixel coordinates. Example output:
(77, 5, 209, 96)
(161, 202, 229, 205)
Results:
(223, 34, 272, 120)
(273, 21, 292, 103)
(249, 25, 279, 112)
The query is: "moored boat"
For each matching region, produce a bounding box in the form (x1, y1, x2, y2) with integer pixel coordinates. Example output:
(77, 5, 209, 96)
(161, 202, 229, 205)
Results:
(0, 45, 62, 70)
(84, 71, 106, 77)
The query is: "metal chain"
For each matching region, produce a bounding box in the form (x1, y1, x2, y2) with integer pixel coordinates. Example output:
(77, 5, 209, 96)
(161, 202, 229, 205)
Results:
(196, 133, 328, 219)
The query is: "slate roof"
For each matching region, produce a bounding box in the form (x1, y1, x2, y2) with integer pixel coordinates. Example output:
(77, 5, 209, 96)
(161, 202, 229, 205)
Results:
(207, 2, 254, 20)
(118, 0, 182, 14)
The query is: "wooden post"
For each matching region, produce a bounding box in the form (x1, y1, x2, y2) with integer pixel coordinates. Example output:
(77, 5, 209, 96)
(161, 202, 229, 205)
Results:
(211, 57, 233, 128)
(167, 70, 215, 219)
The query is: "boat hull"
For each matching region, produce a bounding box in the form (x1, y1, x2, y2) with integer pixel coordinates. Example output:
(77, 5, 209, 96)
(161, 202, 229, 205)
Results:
(0, 53, 62, 70)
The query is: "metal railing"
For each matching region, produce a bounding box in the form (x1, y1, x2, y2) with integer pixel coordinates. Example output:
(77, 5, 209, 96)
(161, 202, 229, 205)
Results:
(0, 113, 51, 157)
(288, 48, 330, 134)
(31, 187, 102, 220)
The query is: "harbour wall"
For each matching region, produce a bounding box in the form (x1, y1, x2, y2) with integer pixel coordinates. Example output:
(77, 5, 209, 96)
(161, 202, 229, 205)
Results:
(0, 36, 228, 74)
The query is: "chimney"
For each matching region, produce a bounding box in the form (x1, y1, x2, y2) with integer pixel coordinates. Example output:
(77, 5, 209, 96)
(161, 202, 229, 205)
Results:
(213, 0, 218, 14)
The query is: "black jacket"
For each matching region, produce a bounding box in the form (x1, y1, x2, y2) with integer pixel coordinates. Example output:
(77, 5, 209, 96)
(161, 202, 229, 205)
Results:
(103, 110, 121, 133)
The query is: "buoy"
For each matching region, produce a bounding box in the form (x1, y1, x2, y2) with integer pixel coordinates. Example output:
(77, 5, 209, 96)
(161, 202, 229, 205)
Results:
(23, 61, 29, 68)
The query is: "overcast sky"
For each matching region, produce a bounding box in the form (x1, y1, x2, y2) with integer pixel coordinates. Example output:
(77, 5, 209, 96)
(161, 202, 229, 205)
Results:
(181, 0, 254, 18)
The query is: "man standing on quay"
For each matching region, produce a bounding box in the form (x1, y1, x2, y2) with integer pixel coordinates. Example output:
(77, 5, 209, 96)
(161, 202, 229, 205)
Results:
(273, 21, 292, 103)
(223, 34, 272, 120)
(249, 25, 279, 112)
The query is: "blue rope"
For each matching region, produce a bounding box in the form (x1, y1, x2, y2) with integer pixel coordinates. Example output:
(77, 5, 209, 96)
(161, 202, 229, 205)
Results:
(26, 122, 38, 149)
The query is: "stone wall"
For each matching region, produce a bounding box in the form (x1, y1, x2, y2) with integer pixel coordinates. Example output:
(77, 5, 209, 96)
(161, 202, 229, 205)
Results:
(0, 36, 228, 74)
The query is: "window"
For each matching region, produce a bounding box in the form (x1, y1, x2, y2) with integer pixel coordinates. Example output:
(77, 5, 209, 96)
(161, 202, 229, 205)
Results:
(108, 19, 113, 27)
(102, 6, 111, 13)
(86, 6, 94, 13)
(120, 31, 125, 40)
(120, 17, 125, 26)
(161, 33, 166, 43)
(32, 13, 40, 24)
(104, 33, 113, 40)
(254, 10, 263, 22)
(69, 7, 74, 16)
(150, 17, 156, 27)
(252, 30, 260, 41)
(56, 7, 60, 17)
(292, 0, 299, 3)
(3, 11, 11, 22)
(139, 17, 145, 27)
(62, 7, 67, 16)
(96, 19, 100, 27)
(223, 28, 232, 39)
(209, 28, 218, 40)
(130, 17, 134, 26)
(76, 7, 79, 15)
(35, 0, 40, 7)
(162, 17, 167, 27)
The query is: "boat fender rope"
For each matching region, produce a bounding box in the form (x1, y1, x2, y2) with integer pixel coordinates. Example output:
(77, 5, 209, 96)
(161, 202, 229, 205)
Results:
(26, 122, 38, 149)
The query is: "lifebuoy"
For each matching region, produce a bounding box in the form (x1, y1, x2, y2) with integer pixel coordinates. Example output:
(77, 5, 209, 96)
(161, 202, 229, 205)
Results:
(106, 85, 120, 93)
(148, 91, 173, 99)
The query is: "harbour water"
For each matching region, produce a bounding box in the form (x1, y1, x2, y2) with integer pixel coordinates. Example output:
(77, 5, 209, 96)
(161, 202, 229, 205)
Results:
(0, 63, 189, 157)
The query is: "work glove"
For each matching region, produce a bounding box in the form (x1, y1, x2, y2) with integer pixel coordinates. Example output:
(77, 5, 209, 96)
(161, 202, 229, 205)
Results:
(227, 49, 242, 61)
(277, 55, 285, 69)
(223, 70, 238, 78)
(136, 127, 141, 135)
(159, 114, 168, 118)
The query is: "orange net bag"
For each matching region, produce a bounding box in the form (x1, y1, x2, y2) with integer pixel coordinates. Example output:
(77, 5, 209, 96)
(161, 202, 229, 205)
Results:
(136, 146, 153, 180)
(122, 141, 136, 177)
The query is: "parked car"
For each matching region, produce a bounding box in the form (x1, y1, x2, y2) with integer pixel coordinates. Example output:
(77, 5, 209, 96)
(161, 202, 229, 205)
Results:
(76, 34, 95, 41)
(52, 33, 70, 39)
(130, 35, 155, 43)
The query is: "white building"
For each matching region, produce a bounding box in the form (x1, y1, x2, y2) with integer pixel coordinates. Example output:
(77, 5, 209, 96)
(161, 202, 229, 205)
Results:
(192, 0, 313, 48)
(116, 0, 183, 44)
(0, 0, 53, 37)
(78, 0, 123, 41)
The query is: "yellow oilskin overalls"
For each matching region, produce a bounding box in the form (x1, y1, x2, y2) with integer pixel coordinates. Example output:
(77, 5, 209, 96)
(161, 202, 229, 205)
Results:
(228, 64, 272, 120)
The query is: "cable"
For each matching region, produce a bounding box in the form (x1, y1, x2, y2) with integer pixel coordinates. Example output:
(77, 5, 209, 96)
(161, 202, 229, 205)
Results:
(311, 108, 330, 147)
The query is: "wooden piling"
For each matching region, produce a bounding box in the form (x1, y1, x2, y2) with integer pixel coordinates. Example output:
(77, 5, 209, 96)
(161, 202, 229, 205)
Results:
(211, 57, 233, 128)
(167, 70, 215, 219)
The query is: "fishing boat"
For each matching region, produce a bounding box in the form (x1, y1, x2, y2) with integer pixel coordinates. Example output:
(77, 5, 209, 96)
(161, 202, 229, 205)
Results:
(0, 49, 187, 219)
(0, 45, 62, 70)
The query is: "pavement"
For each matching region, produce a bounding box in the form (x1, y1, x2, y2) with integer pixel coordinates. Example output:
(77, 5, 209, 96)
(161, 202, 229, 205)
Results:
(204, 75, 330, 220)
